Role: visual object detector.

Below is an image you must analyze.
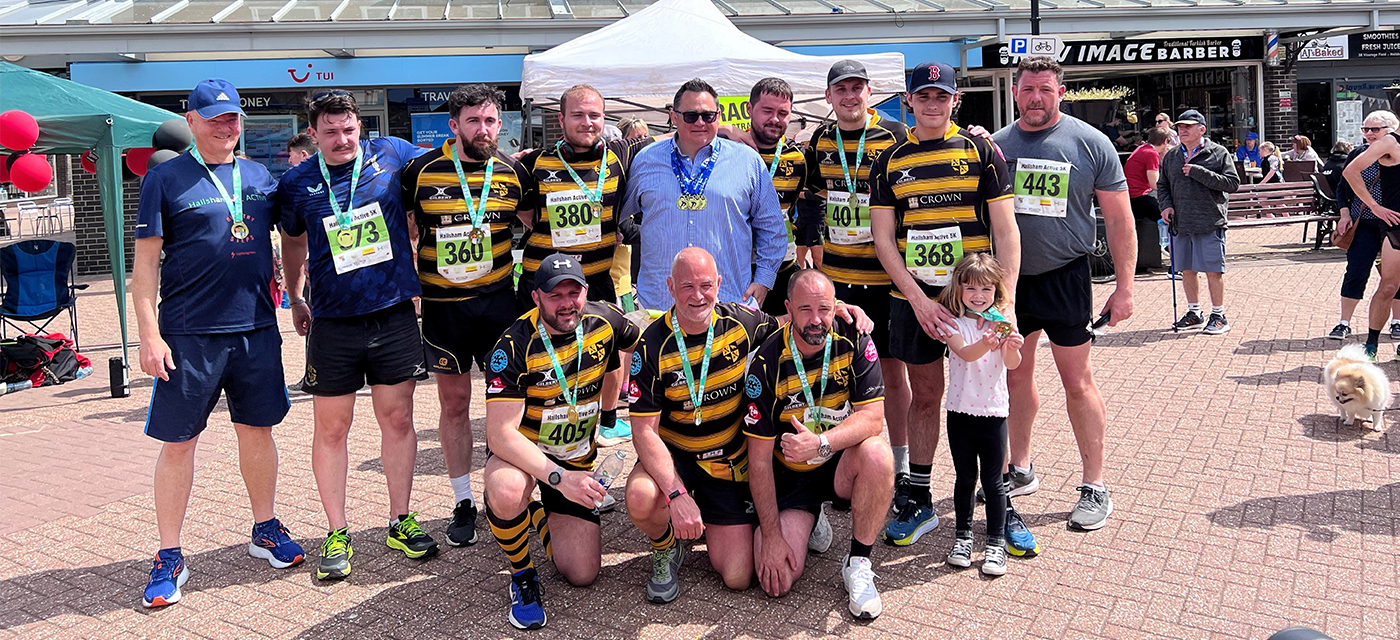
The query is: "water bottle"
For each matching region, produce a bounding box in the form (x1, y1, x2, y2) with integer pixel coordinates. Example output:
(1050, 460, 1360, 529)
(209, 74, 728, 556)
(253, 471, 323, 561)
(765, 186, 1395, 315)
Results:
(591, 450, 627, 513)
(1157, 218, 1169, 251)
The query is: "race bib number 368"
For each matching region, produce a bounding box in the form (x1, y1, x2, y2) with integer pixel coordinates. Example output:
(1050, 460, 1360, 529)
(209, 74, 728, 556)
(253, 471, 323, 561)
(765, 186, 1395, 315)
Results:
(1013, 158, 1070, 218)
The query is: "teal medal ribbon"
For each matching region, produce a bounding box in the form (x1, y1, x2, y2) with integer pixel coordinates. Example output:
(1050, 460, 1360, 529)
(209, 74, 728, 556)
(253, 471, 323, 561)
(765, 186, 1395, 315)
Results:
(671, 310, 716, 426)
(450, 142, 495, 244)
(317, 145, 364, 249)
(555, 140, 608, 218)
(835, 121, 868, 200)
(538, 321, 586, 425)
(192, 151, 246, 240)
(787, 327, 832, 433)
(766, 137, 785, 179)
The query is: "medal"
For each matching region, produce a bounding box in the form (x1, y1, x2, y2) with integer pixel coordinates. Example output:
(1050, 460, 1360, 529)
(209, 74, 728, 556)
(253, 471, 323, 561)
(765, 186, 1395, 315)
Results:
(230, 221, 249, 240)
(787, 326, 832, 434)
(677, 195, 690, 210)
(538, 319, 586, 435)
(555, 141, 609, 231)
(451, 142, 495, 244)
(671, 142, 717, 214)
(589, 202, 603, 217)
(191, 151, 246, 241)
(670, 309, 715, 431)
(567, 405, 580, 426)
(468, 227, 486, 244)
(337, 228, 355, 249)
(318, 145, 364, 231)
(995, 321, 1014, 339)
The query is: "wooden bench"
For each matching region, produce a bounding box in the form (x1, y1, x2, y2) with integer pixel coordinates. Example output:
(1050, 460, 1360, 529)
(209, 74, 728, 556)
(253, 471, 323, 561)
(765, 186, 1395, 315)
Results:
(1226, 181, 1337, 250)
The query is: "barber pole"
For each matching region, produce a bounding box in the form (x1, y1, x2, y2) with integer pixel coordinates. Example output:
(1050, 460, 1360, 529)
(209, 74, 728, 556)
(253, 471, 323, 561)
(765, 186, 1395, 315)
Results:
(1266, 30, 1280, 66)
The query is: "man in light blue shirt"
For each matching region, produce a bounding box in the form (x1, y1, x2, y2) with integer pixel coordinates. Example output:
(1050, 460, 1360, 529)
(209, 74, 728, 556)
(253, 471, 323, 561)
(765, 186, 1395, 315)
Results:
(620, 78, 787, 310)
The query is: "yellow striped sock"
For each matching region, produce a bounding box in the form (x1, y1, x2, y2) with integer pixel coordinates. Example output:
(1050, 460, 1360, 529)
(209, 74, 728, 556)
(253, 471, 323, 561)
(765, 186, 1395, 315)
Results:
(650, 524, 675, 551)
(528, 501, 552, 560)
(487, 505, 533, 574)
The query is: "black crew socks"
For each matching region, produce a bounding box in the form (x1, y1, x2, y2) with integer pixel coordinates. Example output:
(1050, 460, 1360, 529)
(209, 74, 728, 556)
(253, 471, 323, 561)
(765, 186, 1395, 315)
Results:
(849, 539, 873, 559)
(909, 463, 933, 505)
(1369, 328, 1382, 347)
(600, 408, 618, 430)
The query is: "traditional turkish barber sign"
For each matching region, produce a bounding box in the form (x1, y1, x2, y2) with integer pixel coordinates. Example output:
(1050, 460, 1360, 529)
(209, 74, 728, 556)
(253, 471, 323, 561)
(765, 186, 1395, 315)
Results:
(983, 37, 1264, 68)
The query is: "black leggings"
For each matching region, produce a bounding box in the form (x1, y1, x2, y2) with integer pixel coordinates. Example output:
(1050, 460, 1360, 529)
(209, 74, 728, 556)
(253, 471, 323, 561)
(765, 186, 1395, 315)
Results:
(947, 410, 1007, 540)
(1340, 217, 1400, 300)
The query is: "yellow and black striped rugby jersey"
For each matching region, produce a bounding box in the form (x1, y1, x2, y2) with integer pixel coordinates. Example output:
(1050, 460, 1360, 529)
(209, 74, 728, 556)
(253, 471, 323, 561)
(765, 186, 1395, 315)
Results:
(804, 110, 908, 287)
(629, 302, 780, 481)
(401, 140, 537, 302)
(518, 137, 655, 281)
(868, 123, 1014, 300)
(758, 140, 809, 273)
(743, 318, 884, 473)
(484, 300, 641, 471)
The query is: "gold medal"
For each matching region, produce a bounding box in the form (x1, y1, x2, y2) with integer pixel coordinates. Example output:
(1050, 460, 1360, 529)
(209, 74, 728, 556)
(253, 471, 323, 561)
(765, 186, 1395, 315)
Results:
(995, 321, 1013, 339)
(567, 405, 579, 426)
(677, 195, 690, 210)
(693, 195, 707, 210)
(468, 226, 486, 244)
(230, 221, 249, 240)
(337, 228, 355, 249)
(693, 408, 702, 426)
(589, 202, 602, 217)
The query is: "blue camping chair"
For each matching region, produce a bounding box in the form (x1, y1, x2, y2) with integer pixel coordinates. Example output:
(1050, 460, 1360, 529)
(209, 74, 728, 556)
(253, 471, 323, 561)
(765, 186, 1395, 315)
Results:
(1, 240, 88, 347)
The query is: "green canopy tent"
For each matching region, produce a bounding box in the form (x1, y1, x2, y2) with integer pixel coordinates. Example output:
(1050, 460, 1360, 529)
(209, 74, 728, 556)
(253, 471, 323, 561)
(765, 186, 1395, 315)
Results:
(0, 61, 182, 370)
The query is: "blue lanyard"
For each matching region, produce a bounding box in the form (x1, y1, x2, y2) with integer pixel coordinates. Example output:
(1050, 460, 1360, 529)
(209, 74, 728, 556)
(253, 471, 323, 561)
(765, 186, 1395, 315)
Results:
(671, 142, 718, 196)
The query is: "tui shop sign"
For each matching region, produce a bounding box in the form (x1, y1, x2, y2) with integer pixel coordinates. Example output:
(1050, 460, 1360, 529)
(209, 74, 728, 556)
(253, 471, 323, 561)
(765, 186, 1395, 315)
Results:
(982, 37, 1263, 69)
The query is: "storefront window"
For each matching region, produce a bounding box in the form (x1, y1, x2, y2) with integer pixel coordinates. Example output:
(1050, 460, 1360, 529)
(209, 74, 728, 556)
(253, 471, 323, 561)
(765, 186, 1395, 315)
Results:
(1335, 80, 1400, 147)
(1062, 65, 1258, 154)
(386, 85, 525, 153)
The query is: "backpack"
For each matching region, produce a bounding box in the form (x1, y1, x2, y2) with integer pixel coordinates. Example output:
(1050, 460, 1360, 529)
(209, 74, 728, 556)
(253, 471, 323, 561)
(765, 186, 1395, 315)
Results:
(0, 333, 92, 387)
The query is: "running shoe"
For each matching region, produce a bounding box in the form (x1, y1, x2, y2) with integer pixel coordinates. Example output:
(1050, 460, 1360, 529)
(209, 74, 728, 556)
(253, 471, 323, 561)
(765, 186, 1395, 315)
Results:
(596, 493, 617, 513)
(1004, 506, 1040, 557)
(1068, 485, 1113, 531)
(807, 506, 833, 554)
(1172, 310, 1206, 331)
(508, 568, 547, 630)
(248, 518, 305, 569)
(646, 542, 685, 604)
(946, 535, 974, 568)
(446, 499, 478, 547)
(981, 543, 1008, 576)
(841, 555, 882, 619)
(142, 549, 189, 608)
(1327, 323, 1352, 340)
(1202, 313, 1231, 336)
(1366, 343, 1379, 361)
(595, 419, 633, 446)
(386, 512, 439, 559)
(890, 472, 911, 514)
(979, 464, 1039, 502)
(882, 500, 938, 546)
(316, 528, 353, 581)
(1390, 321, 1400, 340)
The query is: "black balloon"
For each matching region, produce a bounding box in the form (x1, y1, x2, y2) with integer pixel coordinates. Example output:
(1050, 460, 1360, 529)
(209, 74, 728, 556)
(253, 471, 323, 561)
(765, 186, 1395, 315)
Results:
(147, 148, 180, 170)
(5, 151, 24, 171)
(152, 119, 192, 152)
(122, 156, 137, 181)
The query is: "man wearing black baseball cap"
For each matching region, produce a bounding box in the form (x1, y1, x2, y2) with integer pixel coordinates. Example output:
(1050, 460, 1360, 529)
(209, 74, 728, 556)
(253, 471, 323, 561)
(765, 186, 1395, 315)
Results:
(804, 59, 914, 515)
(133, 78, 304, 608)
(480, 252, 640, 629)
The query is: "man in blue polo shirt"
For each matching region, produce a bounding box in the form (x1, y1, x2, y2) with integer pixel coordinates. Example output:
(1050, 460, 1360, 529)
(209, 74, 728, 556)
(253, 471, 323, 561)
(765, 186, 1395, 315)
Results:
(133, 79, 304, 608)
(277, 90, 437, 581)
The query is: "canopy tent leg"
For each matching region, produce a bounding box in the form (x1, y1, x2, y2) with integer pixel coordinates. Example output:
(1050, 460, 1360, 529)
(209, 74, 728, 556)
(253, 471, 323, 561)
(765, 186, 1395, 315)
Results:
(96, 147, 130, 369)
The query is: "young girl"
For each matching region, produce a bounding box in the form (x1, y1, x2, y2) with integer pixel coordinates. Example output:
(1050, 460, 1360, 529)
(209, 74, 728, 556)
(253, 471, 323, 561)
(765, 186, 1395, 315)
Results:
(936, 253, 1024, 576)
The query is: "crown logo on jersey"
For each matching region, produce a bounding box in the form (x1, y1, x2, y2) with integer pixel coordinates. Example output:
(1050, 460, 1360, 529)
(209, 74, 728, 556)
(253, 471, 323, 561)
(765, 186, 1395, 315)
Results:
(216, 92, 230, 101)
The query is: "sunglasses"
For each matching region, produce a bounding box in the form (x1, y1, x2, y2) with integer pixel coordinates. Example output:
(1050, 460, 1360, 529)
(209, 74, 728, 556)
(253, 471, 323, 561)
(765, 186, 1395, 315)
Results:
(312, 90, 353, 102)
(1362, 126, 1387, 133)
(679, 110, 719, 124)
(1155, 118, 1170, 123)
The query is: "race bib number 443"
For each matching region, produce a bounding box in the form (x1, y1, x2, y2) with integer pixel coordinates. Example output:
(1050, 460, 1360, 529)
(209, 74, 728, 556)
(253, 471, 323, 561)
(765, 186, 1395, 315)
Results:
(1013, 158, 1070, 218)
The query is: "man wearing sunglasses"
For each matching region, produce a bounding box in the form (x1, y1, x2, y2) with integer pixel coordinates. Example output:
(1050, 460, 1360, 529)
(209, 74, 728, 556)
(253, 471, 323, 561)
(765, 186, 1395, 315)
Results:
(619, 78, 787, 312)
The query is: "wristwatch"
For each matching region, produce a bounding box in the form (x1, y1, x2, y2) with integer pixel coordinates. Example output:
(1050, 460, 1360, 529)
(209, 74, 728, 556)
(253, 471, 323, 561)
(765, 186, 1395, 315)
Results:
(547, 466, 564, 487)
(817, 434, 832, 460)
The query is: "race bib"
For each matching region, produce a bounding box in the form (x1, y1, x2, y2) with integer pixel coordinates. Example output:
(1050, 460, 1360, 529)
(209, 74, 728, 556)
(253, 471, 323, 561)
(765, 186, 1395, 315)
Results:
(537, 402, 599, 461)
(1013, 158, 1070, 218)
(826, 192, 872, 245)
(435, 224, 494, 284)
(545, 190, 603, 248)
(324, 202, 392, 275)
(905, 227, 963, 287)
(802, 402, 851, 465)
(784, 207, 797, 263)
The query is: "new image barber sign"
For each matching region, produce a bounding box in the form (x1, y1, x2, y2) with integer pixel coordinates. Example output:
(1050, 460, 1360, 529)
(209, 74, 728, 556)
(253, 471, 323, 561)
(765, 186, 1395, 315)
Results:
(987, 37, 1263, 68)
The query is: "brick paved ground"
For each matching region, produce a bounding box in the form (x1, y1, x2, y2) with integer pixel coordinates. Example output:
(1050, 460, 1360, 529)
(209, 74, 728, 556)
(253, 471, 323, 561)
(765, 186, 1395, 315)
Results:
(1, 226, 1394, 640)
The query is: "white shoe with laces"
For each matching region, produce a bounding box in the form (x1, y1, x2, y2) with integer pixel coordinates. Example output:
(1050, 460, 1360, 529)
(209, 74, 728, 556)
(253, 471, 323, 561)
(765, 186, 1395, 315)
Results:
(841, 555, 882, 619)
(807, 507, 833, 554)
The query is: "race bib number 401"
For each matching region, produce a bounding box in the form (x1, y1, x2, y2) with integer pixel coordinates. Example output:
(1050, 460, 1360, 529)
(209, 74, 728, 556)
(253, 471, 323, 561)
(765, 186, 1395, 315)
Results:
(323, 202, 393, 275)
(1013, 158, 1070, 218)
(826, 192, 872, 245)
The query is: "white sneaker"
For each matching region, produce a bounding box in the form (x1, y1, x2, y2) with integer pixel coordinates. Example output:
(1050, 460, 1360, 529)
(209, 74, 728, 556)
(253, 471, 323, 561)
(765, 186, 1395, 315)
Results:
(807, 507, 833, 554)
(841, 555, 882, 619)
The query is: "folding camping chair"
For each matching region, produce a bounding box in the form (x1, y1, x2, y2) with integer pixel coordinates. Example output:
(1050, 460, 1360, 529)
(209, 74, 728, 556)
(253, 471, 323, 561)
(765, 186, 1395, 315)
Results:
(0, 240, 88, 347)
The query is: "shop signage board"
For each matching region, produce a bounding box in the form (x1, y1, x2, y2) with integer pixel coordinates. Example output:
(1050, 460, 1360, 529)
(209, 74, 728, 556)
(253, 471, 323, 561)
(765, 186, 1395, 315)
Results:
(717, 96, 751, 131)
(1297, 36, 1348, 61)
(983, 36, 1264, 68)
(411, 112, 453, 148)
(1350, 32, 1400, 59)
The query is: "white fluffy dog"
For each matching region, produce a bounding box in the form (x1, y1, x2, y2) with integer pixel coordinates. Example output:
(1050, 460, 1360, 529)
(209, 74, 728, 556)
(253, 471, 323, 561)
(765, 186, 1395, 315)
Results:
(1323, 344, 1391, 432)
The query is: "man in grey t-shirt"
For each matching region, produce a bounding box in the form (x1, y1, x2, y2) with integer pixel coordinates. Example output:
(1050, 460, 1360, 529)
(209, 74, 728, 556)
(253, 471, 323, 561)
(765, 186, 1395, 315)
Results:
(989, 56, 1136, 532)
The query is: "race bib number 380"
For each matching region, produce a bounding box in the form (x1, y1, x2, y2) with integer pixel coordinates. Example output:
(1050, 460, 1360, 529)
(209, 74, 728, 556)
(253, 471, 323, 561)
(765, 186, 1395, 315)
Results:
(324, 202, 393, 275)
(1013, 158, 1070, 218)
(545, 190, 603, 248)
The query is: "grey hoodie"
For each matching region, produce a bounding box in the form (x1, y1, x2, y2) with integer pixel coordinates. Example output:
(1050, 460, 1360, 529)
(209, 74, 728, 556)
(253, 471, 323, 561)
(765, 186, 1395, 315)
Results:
(1156, 137, 1241, 235)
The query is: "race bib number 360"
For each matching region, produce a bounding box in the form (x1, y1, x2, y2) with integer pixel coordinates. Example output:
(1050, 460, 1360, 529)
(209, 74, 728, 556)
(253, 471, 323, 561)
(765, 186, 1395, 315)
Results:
(324, 202, 392, 275)
(826, 192, 872, 245)
(1013, 158, 1070, 218)
(905, 227, 963, 287)
(545, 190, 603, 248)
(436, 225, 493, 284)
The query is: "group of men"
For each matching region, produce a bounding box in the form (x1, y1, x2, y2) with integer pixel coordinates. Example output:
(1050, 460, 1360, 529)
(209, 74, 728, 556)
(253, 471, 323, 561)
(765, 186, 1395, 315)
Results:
(133, 53, 1138, 628)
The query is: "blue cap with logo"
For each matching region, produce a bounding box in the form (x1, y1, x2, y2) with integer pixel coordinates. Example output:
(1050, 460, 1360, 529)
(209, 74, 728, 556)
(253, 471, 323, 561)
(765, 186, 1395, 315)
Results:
(187, 79, 245, 119)
(908, 61, 958, 95)
(1244, 131, 1259, 140)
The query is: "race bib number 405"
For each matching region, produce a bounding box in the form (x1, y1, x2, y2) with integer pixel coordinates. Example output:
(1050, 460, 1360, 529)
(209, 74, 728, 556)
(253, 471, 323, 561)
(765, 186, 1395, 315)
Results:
(1013, 158, 1070, 218)
(545, 190, 603, 248)
(436, 225, 493, 284)
(905, 227, 963, 287)
(324, 202, 392, 275)
(538, 402, 599, 461)
(826, 192, 872, 245)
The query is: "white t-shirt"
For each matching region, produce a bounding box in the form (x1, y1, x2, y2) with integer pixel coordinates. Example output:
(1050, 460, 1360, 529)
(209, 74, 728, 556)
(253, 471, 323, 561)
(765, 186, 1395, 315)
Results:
(945, 315, 1009, 418)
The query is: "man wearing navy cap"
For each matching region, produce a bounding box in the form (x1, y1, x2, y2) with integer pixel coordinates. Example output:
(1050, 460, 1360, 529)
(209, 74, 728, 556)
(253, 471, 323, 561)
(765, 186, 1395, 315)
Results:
(133, 78, 304, 608)
(1236, 131, 1261, 166)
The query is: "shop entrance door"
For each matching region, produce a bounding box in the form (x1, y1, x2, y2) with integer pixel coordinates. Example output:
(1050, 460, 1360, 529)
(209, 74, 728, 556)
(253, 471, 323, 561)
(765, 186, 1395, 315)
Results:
(1297, 82, 1332, 150)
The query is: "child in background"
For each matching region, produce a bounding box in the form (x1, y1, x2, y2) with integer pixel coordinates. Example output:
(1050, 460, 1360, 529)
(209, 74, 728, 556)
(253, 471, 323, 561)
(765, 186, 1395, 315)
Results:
(935, 253, 1024, 576)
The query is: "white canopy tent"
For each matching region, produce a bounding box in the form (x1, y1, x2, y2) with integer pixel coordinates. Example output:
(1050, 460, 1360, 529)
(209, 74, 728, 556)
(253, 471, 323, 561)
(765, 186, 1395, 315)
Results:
(520, 0, 906, 130)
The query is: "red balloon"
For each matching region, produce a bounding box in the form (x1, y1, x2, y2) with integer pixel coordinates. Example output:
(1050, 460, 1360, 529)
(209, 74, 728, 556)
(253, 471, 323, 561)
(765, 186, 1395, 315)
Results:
(80, 150, 97, 174)
(126, 147, 156, 176)
(10, 153, 52, 193)
(0, 110, 40, 151)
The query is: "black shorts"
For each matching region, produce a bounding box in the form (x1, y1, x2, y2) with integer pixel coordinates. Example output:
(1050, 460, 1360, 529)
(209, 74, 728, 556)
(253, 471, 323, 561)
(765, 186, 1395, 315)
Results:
(773, 452, 843, 514)
(516, 271, 617, 310)
(1016, 255, 1093, 348)
(422, 290, 521, 374)
(794, 196, 825, 247)
(832, 281, 892, 357)
(673, 455, 756, 526)
(538, 479, 602, 525)
(304, 301, 428, 397)
(888, 296, 948, 365)
(763, 264, 797, 317)
(1129, 194, 1160, 221)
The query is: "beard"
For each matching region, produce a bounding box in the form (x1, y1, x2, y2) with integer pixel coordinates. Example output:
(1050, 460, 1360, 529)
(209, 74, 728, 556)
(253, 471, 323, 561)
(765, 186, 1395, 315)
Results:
(1019, 102, 1054, 127)
(462, 135, 498, 161)
(798, 322, 829, 346)
(542, 304, 580, 333)
(753, 123, 784, 148)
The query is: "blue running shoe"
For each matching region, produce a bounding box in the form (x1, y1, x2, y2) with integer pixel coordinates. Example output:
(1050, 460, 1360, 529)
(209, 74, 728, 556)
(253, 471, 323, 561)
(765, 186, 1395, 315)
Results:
(1005, 507, 1040, 558)
(596, 418, 632, 447)
(508, 568, 547, 630)
(248, 518, 305, 569)
(142, 549, 189, 608)
(881, 501, 938, 546)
